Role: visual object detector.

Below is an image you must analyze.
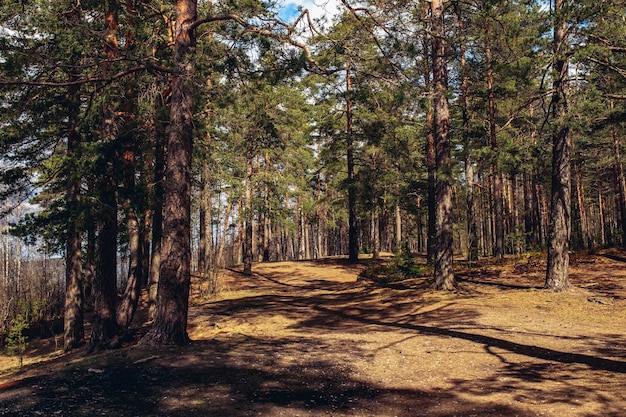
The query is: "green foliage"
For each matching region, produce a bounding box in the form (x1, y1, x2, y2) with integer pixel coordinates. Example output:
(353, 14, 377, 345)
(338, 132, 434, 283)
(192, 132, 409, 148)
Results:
(359, 248, 422, 285)
(5, 309, 29, 368)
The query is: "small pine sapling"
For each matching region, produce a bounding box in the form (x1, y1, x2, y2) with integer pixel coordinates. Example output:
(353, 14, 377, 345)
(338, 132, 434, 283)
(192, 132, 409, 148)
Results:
(6, 312, 29, 367)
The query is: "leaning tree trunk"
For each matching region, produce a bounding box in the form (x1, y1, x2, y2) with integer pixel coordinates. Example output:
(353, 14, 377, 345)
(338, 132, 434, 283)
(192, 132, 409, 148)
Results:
(141, 0, 197, 346)
(545, 0, 571, 291)
(431, 0, 455, 290)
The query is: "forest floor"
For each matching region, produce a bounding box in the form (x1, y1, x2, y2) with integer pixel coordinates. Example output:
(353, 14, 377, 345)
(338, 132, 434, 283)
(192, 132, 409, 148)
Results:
(1, 249, 626, 416)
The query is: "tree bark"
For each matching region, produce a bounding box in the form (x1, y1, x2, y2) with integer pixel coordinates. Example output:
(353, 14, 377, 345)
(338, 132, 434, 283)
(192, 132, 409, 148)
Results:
(431, 0, 455, 290)
(426, 106, 436, 264)
(141, 0, 197, 345)
(148, 107, 166, 319)
(64, 80, 84, 351)
(545, 0, 571, 291)
(486, 26, 504, 261)
(458, 22, 478, 262)
(346, 62, 359, 263)
(117, 147, 143, 330)
(243, 163, 253, 275)
(573, 158, 590, 249)
(89, 167, 118, 351)
(89, 4, 120, 351)
(611, 101, 626, 246)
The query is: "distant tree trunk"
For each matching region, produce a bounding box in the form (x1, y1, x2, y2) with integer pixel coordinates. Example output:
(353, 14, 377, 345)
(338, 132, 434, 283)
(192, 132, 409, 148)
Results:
(533, 173, 544, 248)
(243, 164, 253, 275)
(216, 197, 232, 268)
(198, 161, 213, 277)
(304, 214, 311, 260)
(394, 203, 402, 252)
(598, 181, 606, 246)
(573, 158, 590, 249)
(431, 0, 455, 290)
(546, 0, 571, 291)
(346, 62, 359, 263)
(64, 80, 84, 351)
(141, 0, 196, 346)
(371, 203, 380, 259)
(459, 27, 478, 262)
(84, 219, 95, 309)
(510, 175, 520, 254)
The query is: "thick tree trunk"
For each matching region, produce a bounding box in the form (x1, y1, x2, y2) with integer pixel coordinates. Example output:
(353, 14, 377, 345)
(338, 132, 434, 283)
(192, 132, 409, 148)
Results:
(141, 0, 196, 345)
(64, 83, 84, 351)
(546, 0, 571, 291)
(89, 5, 120, 351)
(89, 171, 118, 351)
(431, 0, 455, 290)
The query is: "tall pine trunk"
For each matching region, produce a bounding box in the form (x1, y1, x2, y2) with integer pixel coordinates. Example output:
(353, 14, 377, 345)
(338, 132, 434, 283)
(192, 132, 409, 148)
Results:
(546, 0, 571, 291)
(89, 4, 120, 351)
(64, 79, 84, 351)
(346, 62, 359, 263)
(141, 0, 197, 345)
(431, 0, 455, 290)
(486, 26, 504, 261)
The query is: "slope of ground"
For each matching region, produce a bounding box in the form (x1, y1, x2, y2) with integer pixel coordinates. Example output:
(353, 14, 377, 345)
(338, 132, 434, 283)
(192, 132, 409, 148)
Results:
(1, 250, 625, 416)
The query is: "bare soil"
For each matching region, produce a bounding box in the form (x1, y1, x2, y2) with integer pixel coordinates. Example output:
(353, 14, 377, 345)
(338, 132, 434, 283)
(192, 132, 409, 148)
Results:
(1, 249, 625, 416)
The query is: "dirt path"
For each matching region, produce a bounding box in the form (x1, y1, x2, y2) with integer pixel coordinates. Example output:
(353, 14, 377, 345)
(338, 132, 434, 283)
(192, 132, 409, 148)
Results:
(1, 252, 625, 416)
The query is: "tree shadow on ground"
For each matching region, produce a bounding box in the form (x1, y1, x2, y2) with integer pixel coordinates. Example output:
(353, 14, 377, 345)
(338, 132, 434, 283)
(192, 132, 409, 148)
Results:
(3, 255, 626, 416)
(0, 336, 540, 417)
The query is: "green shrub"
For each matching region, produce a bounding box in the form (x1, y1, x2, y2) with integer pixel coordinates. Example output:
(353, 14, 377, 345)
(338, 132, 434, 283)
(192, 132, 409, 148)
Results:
(359, 249, 422, 285)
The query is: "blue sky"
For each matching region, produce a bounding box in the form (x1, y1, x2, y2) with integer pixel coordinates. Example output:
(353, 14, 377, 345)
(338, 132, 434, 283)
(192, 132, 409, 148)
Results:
(276, 0, 341, 26)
